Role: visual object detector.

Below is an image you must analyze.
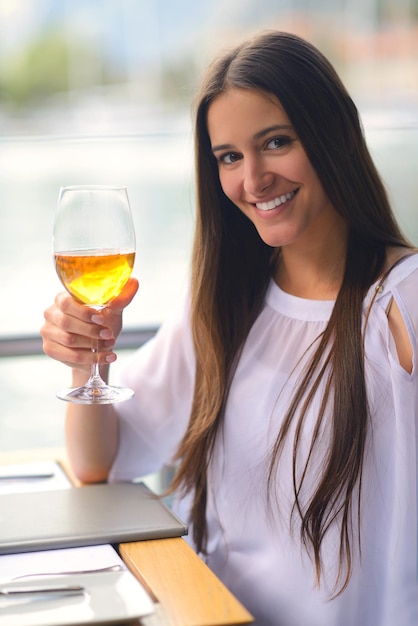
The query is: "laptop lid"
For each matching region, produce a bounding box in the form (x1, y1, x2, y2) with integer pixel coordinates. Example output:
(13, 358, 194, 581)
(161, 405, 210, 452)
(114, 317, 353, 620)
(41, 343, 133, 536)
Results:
(0, 482, 187, 555)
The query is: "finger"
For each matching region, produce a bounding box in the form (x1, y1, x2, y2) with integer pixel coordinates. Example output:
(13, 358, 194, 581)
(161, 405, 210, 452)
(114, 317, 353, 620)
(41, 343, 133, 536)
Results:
(80, 277, 138, 337)
(56, 291, 95, 322)
(44, 292, 116, 341)
(41, 315, 117, 365)
(108, 277, 139, 313)
(42, 309, 111, 349)
(42, 316, 116, 351)
(42, 335, 117, 370)
(42, 297, 116, 369)
(90, 277, 139, 337)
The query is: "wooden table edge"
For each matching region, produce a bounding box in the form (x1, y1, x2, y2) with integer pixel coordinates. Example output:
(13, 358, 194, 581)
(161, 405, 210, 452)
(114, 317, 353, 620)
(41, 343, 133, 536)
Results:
(120, 537, 253, 625)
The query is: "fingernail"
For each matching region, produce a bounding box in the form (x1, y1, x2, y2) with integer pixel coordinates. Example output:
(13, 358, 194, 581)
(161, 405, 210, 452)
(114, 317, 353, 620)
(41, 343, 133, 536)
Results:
(105, 353, 117, 363)
(99, 328, 113, 339)
(91, 314, 103, 324)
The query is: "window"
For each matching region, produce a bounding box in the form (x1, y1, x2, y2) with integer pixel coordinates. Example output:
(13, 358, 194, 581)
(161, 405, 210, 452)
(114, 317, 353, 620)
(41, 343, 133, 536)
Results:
(1, 0, 417, 450)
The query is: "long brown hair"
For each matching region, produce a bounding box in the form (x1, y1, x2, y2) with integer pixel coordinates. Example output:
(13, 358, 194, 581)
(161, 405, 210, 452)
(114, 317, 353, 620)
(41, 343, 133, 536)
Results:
(170, 31, 411, 593)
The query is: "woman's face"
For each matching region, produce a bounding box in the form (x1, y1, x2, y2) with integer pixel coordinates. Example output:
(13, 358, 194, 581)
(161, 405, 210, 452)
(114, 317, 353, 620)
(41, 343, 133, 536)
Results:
(207, 88, 342, 250)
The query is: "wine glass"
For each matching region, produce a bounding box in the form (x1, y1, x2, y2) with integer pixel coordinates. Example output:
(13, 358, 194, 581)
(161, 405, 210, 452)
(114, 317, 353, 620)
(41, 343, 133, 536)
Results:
(53, 185, 136, 404)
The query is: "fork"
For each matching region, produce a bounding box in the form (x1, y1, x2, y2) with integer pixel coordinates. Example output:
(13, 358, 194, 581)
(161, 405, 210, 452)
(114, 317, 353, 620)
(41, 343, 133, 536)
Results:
(12, 564, 123, 580)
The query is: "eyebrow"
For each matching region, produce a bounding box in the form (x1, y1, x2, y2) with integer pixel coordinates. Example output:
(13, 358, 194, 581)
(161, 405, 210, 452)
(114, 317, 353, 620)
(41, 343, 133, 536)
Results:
(211, 124, 294, 154)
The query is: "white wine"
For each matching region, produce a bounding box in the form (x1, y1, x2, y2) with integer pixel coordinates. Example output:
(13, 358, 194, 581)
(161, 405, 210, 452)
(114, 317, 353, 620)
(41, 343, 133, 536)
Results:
(55, 250, 135, 306)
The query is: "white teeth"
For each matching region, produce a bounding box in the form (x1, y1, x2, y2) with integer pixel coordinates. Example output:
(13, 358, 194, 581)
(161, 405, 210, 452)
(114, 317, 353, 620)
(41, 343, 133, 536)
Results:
(256, 190, 296, 211)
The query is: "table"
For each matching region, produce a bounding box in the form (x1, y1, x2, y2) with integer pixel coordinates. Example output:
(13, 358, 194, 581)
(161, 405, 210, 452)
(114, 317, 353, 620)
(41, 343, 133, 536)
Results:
(0, 448, 254, 626)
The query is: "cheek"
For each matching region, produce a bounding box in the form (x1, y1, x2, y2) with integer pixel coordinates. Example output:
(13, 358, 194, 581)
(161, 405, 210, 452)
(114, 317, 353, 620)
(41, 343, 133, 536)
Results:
(219, 170, 240, 202)
(299, 159, 322, 188)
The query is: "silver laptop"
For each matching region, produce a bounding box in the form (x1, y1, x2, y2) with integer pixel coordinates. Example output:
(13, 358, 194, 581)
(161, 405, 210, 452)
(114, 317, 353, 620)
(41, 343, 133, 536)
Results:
(0, 482, 187, 555)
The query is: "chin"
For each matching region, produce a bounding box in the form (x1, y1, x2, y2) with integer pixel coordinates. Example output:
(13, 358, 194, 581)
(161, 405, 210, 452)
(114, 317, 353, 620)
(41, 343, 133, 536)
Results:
(256, 230, 294, 248)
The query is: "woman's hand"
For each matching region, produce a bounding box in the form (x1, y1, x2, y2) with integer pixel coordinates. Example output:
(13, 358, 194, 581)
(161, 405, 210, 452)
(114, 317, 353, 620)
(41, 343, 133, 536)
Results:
(41, 278, 139, 372)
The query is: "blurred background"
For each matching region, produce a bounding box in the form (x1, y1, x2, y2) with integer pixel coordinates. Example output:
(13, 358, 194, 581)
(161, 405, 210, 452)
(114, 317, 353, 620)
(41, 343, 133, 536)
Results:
(1, 0, 417, 451)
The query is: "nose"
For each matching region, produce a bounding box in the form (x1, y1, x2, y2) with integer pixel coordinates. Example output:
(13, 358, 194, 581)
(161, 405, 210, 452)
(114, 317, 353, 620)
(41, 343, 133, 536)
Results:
(243, 156, 274, 197)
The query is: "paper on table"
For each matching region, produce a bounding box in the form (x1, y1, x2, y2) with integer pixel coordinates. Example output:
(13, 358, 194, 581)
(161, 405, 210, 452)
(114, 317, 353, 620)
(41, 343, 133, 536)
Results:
(0, 545, 125, 581)
(0, 461, 70, 495)
(0, 547, 155, 625)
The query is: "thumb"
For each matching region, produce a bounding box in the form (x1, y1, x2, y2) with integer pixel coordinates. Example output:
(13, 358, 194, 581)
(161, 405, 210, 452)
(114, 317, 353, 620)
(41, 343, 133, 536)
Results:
(109, 277, 139, 313)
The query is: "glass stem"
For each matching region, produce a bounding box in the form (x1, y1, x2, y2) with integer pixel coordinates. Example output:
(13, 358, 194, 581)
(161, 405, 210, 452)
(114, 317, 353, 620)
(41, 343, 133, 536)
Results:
(88, 336, 106, 389)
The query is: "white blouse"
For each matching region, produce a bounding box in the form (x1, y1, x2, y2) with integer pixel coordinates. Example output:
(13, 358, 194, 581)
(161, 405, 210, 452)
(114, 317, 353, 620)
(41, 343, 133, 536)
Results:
(110, 254, 418, 626)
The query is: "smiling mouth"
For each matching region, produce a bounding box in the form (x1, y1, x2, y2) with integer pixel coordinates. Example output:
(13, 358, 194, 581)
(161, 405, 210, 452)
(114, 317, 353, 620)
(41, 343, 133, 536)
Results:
(255, 189, 298, 211)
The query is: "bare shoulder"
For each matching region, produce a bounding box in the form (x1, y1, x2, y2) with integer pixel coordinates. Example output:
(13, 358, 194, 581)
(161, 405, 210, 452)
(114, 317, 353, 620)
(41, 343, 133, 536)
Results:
(383, 247, 417, 374)
(386, 299, 413, 373)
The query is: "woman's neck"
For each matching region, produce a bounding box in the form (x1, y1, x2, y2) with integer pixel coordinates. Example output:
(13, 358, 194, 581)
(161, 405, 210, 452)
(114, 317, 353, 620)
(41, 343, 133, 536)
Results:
(274, 230, 348, 301)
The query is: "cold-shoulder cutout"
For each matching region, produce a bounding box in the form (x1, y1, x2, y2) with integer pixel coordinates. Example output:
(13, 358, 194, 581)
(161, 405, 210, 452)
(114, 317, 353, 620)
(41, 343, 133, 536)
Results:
(377, 248, 418, 374)
(386, 297, 413, 374)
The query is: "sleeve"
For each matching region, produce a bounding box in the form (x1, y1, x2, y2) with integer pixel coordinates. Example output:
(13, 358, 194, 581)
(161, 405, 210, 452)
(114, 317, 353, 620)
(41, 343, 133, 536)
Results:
(108, 290, 196, 482)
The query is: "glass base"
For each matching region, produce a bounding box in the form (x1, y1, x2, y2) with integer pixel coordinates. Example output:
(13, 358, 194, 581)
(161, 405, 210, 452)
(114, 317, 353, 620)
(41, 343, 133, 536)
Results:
(56, 383, 134, 405)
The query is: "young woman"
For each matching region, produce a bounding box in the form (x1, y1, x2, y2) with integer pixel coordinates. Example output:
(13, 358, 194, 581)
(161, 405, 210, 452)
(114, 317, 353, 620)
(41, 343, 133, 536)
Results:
(42, 31, 418, 625)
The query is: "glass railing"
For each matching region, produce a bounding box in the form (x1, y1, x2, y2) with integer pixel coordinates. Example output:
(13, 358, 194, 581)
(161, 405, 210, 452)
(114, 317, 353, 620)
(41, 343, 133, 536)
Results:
(1, 119, 417, 451)
(0, 131, 194, 450)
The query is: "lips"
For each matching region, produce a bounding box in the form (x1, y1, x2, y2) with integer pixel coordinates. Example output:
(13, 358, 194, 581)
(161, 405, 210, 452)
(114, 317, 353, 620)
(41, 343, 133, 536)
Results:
(255, 189, 298, 211)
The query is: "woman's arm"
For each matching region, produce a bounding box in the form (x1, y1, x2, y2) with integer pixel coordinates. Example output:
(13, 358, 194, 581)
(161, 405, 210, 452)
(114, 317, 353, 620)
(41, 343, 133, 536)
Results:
(41, 278, 139, 483)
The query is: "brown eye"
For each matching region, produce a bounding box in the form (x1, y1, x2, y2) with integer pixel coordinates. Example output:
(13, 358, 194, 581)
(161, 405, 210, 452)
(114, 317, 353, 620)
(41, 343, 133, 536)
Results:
(221, 152, 241, 164)
(266, 136, 292, 150)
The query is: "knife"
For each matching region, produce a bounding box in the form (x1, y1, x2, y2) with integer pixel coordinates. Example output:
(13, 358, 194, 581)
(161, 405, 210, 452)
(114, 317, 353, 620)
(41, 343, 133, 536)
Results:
(0, 472, 55, 480)
(0, 584, 84, 597)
